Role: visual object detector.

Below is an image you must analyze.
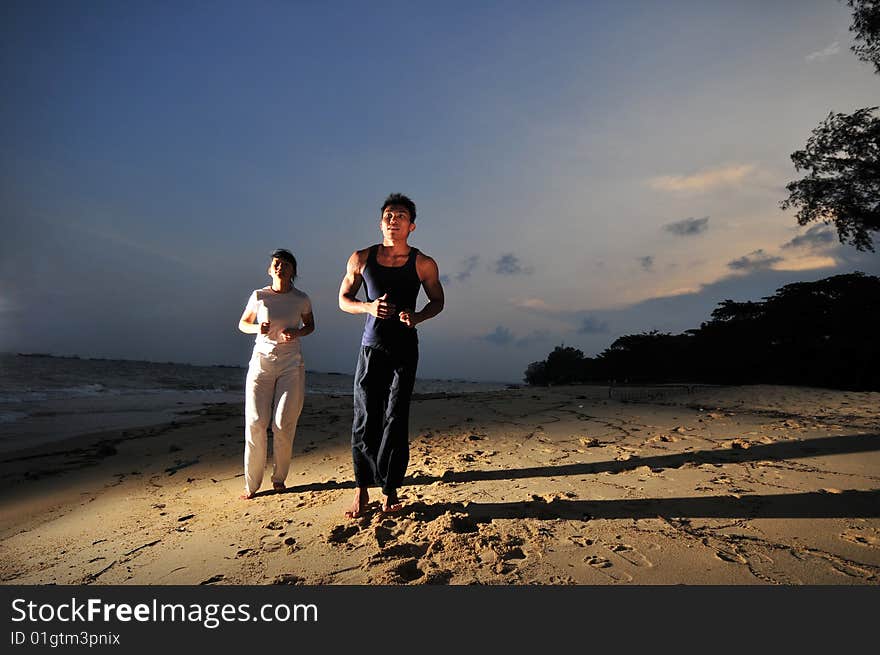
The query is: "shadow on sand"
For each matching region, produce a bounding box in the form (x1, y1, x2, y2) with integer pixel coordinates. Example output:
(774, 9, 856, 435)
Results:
(276, 432, 879, 519)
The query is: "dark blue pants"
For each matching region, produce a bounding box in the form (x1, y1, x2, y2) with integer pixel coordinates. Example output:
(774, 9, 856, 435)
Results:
(351, 343, 418, 495)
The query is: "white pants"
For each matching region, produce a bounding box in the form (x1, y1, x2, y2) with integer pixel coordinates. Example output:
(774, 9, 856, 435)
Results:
(244, 350, 305, 495)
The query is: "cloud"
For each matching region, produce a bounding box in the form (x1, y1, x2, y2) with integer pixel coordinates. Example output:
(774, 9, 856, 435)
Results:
(515, 330, 551, 348)
(513, 298, 551, 311)
(648, 164, 754, 193)
(577, 316, 610, 334)
(494, 254, 533, 275)
(478, 326, 552, 348)
(781, 225, 836, 250)
(452, 255, 480, 282)
(772, 256, 838, 272)
(638, 256, 654, 271)
(664, 216, 710, 236)
(663, 286, 702, 297)
(480, 325, 514, 345)
(728, 249, 784, 271)
(805, 41, 840, 62)
(509, 300, 610, 335)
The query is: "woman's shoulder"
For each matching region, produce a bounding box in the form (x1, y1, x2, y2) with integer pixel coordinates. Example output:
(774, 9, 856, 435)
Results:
(291, 286, 311, 300)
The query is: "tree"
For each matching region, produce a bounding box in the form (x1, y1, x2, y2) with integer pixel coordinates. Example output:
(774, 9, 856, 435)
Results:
(522, 274, 880, 390)
(544, 345, 586, 385)
(523, 360, 548, 385)
(780, 1, 880, 251)
(849, 0, 880, 73)
(780, 107, 880, 251)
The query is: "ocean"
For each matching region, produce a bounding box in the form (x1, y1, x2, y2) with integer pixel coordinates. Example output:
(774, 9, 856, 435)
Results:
(0, 353, 513, 454)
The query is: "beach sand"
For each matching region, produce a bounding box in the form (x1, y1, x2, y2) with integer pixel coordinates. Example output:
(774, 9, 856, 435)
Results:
(1, 384, 878, 585)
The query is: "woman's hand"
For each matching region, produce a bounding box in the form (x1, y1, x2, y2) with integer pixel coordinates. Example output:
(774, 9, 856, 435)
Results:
(260, 321, 271, 335)
(279, 327, 299, 342)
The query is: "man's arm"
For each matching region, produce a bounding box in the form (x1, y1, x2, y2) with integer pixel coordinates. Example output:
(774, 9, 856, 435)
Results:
(338, 250, 368, 315)
(338, 250, 397, 318)
(399, 254, 445, 327)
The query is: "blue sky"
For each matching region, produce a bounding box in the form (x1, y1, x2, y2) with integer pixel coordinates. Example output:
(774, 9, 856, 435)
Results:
(2, 0, 878, 382)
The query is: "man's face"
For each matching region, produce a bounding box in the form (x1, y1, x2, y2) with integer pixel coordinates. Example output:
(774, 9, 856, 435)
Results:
(380, 205, 415, 239)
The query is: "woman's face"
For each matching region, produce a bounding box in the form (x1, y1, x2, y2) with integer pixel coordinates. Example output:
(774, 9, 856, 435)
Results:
(268, 257, 294, 283)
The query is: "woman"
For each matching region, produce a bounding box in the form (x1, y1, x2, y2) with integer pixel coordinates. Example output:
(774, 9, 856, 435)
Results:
(238, 248, 315, 499)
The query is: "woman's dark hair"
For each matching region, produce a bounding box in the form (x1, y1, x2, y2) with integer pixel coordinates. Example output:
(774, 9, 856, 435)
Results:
(270, 248, 297, 282)
(380, 193, 417, 222)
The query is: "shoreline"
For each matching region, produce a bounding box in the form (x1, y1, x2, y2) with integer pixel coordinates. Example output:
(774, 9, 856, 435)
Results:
(1, 384, 878, 585)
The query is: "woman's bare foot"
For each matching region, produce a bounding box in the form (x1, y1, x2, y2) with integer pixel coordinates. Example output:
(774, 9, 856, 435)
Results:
(240, 491, 256, 500)
(381, 490, 403, 513)
(345, 487, 369, 518)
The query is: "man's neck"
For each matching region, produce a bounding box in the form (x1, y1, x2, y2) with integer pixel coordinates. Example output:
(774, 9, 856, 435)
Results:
(380, 237, 410, 254)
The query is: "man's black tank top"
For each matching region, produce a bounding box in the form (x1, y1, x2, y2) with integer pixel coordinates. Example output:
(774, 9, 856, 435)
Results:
(361, 244, 421, 348)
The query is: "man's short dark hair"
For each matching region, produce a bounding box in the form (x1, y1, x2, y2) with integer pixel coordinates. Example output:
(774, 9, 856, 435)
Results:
(381, 193, 417, 223)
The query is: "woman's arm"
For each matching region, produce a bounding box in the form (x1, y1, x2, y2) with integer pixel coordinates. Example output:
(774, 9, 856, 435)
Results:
(238, 309, 269, 335)
(298, 311, 315, 337)
(280, 311, 315, 341)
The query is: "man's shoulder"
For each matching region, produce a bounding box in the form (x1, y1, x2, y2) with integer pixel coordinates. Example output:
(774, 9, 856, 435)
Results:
(348, 245, 377, 271)
(415, 250, 438, 267)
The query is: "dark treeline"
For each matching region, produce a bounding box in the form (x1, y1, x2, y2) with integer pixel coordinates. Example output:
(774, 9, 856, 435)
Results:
(524, 273, 880, 391)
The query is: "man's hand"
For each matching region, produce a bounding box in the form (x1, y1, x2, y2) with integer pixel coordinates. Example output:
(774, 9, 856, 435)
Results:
(368, 293, 397, 319)
(260, 321, 271, 335)
(279, 328, 298, 342)
(398, 309, 418, 328)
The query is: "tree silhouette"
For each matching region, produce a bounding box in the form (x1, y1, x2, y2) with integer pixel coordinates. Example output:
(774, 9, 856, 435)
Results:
(781, 1, 880, 251)
(524, 273, 880, 391)
(780, 107, 880, 251)
(849, 0, 880, 73)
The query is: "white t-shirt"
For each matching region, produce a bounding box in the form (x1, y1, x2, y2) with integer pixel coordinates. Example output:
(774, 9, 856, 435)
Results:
(244, 286, 312, 359)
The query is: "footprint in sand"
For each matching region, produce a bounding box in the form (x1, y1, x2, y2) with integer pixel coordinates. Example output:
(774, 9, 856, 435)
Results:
(500, 546, 526, 561)
(584, 555, 633, 582)
(199, 574, 224, 585)
(840, 530, 880, 548)
(367, 542, 429, 564)
(374, 525, 395, 547)
(326, 524, 359, 545)
(260, 535, 283, 552)
(379, 558, 424, 584)
(606, 543, 653, 567)
(713, 549, 748, 564)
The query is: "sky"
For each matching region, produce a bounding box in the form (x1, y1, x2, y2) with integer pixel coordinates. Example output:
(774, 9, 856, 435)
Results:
(1, 0, 878, 383)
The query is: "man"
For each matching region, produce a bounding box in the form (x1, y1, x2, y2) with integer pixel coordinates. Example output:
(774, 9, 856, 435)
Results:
(338, 193, 445, 517)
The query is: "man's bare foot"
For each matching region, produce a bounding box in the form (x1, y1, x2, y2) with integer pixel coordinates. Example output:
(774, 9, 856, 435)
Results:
(240, 491, 256, 500)
(381, 491, 403, 513)
(273, 482, 285, 493)
(345, 487, 369, 518)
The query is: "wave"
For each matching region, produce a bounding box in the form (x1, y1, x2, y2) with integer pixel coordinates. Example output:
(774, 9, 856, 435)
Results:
(0, 385, 244, 404)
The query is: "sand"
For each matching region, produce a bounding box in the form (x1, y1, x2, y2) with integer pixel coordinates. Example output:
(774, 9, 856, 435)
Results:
(0, 384, 878, 585)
